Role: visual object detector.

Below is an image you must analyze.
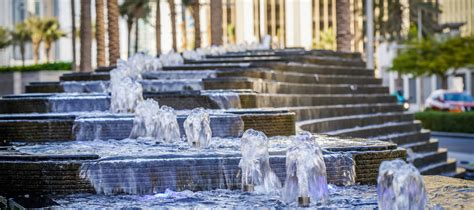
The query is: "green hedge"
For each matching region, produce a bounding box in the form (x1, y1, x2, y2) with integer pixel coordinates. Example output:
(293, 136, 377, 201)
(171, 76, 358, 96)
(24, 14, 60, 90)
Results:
(0, 62, 72, 72)
(415, 111, 474, 133)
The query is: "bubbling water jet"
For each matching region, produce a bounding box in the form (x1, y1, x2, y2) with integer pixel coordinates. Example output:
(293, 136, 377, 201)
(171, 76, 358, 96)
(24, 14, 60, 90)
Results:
(155, 105, 180, 143)
(129, 99, 160, 138)
(377, 159, 427, 210)
(129, 99, 180, 143)
(184, 108, 212, 148)
(238, 129, 282, 194)
(282, 131, 328, 206)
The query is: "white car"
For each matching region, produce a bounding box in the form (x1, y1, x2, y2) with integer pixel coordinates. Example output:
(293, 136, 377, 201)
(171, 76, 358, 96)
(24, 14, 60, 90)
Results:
(425, 89, 474, 111)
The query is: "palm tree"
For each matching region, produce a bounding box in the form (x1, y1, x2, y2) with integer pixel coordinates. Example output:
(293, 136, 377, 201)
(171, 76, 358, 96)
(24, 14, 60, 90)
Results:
(335, 0, 352, 52)
(108, 0, 121, 65)
(190, 0, 200, 49)
(180, 1, 188, 50)
(71, 0, 77, 70)
(25, 17, 45, 64)
(43, 18, 66, 63)
(10, 23, 31, 66)
(80, 0, 92, 71)
(96, 0, 107, 67)
(168, 0, 177, 51)
(0, 27, 11, 49)
(210, 0, 223, 46)
(156, 0, 162, 54)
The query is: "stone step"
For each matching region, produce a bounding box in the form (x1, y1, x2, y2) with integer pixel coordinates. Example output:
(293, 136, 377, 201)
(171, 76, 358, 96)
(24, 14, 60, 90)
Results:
(442, 167, 466, 178)
(402, 139, 439, 153)
(203, 77, 388, 95)
(324, 121, 422, 138)
(215, 69, 382, 85)
(60, 72, 109, 81)
(412, 148, 448, 168)
(309, 50, 362, 59)
(300, 56, 366, 67)
(289, 103, 403, 121)
(298, 113, 414, 133)
(266, 62, 374, 77)
(420, 158, 457, 175)
(240, 93, 396, 108)
(370, 130, 431, 145)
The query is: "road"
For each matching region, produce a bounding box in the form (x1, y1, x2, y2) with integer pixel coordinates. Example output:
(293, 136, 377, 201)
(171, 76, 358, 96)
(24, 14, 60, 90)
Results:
(432, 132, 474, 164)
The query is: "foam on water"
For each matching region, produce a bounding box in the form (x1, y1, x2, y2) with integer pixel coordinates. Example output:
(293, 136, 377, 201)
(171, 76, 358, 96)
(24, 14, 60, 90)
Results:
(377, 159, 427, 210)
(53, 185, 379, 209)
(159, 52, 184, 66)
(239, 129, 282, 194)
(282, 131, 329, 204)
(184, 108, 212, 148)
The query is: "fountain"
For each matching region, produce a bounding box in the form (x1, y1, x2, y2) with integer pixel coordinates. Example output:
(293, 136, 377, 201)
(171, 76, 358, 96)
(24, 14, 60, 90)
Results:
(282, 131, 329, 206)
(184, 108, 212, 148)
(377, 159, 428, 210)
(239, 129, 282, 194)
(1, 48, 470, 209)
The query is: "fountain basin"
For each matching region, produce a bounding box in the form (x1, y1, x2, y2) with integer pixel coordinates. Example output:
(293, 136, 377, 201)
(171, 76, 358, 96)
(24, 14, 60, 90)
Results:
(1, 135, 405, 196)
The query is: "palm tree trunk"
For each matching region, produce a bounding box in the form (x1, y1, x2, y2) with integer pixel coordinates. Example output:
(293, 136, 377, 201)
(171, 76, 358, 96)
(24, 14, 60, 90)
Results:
(80, 0, 92, 72)
(71, 0, 77, 71)
(134, 18, 139, 54)
(45, 42, 51, 63)
(20, 43, 25, 66)
(335, 0, 352, 52)
(156, 0, 161, 55)
(95, 0, 107, 67)
(168, 0, 177, 51)
(181, 6, 187, 50)
(127, 22, 133, 57)
(33, 42, 40, 64)
(210, 0, 223, 46)
(107, 0, 121, 66)
(191, 0, 200, 49)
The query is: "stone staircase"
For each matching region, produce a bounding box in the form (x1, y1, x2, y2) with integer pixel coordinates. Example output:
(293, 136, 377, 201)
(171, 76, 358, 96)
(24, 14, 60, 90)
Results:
(199, 51, 464, 177)
(14, 49, 464, 177)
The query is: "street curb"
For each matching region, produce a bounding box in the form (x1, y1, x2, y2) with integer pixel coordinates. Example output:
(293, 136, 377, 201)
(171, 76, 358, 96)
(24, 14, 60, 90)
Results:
(431, 131, 474, 139)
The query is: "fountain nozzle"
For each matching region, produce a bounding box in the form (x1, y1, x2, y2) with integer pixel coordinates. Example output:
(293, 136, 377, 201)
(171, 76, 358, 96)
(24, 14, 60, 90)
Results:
(298, 196, 310, 207)
(243, 184, 254, 192)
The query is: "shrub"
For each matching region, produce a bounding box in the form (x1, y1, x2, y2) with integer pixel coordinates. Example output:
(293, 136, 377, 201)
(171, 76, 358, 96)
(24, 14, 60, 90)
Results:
(0, 62, 72, 72)
(415, 111, 474, 133)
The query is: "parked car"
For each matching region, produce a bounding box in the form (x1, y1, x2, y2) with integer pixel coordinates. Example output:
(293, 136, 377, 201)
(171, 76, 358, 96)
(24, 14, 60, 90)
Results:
(425, 90, 474, 112)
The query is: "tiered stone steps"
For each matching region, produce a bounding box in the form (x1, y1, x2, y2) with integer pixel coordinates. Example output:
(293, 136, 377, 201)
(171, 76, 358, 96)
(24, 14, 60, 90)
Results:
(196, 51, 462, 177)
(1, 50, 462, 177)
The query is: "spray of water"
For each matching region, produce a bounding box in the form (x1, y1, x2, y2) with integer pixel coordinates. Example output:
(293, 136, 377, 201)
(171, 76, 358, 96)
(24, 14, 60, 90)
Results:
(184, 108, 212, 148)
(238, 129, 282, 194)
(282, 131, 329, 204)
(130, 99, 161, 138)
(377, 159, 427, 210)
(109, 59, 144, 113)
(129, 99, 181, 143)
(160, 51, 184, 66)
(155, 105, 181, 143)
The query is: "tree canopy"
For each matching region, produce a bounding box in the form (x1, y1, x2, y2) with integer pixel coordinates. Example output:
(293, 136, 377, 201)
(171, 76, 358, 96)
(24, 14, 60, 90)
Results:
(391, 35, 474, 80)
